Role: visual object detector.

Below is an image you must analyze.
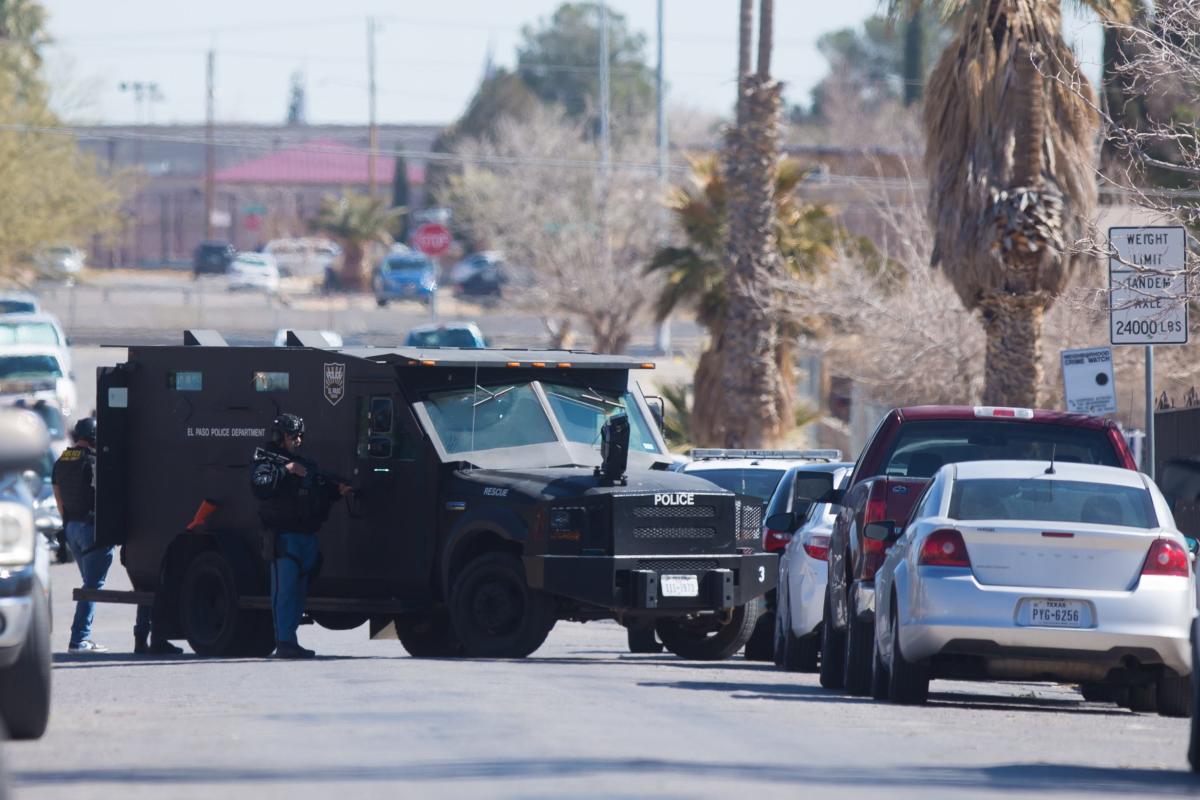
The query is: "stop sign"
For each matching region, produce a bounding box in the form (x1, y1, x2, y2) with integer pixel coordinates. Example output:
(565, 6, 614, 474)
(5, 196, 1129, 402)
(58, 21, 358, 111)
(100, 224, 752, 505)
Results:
(413, 223, 452, 257)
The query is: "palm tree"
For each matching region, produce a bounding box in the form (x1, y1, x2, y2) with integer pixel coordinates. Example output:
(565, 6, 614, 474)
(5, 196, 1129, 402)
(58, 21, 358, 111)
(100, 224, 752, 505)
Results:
(720, 0, 784, 447)
(889, 0, 1132, 406)
(649, 154, 845, 445)
(309, 193, 403, 291)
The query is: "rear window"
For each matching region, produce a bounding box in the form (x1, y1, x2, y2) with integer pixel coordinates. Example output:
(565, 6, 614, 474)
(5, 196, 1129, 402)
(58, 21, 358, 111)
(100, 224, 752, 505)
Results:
(688, 468, 785, 503)
(950, 478, 1157, 529)
(882, 420, 1122, 478)
(406, 328, 479, 348)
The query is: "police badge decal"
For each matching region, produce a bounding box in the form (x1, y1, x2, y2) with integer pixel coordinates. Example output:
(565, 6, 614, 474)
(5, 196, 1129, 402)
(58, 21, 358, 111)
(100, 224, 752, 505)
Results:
(323, 363, 346, 406)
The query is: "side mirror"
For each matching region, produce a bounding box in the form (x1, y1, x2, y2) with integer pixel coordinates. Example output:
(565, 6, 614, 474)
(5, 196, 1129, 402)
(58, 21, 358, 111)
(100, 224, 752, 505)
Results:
(598, 414, 630, 483)
(864, 521, 897, 542)
(764, 512, 796, 532)
(1186, 537, 1199, 557)
(21, 469, 41, 498)
(644, 395, 665, 434)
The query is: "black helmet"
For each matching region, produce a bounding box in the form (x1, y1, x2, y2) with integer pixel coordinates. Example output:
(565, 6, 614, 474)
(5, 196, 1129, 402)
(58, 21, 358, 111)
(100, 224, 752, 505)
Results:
(271, 413, 305, 443)
(72, 416, 97, 443)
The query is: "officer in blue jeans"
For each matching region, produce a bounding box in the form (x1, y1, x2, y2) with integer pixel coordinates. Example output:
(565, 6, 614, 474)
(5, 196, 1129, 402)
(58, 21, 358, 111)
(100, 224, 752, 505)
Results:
(53, 417, 182, 655)
(250, 414, 350, 659)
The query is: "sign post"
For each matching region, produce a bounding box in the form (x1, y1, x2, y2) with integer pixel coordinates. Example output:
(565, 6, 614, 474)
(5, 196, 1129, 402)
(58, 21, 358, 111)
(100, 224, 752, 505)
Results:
(1108, 226, 1189, 479)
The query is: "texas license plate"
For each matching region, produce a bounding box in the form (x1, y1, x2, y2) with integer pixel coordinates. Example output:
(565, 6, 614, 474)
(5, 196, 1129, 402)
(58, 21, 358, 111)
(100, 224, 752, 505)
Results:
(660, 574, 699, 598)
(1027, 599, 1086, 628)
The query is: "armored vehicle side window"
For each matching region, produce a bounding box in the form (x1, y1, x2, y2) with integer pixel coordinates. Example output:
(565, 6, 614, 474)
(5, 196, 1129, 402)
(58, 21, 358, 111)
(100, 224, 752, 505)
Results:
(167, 371, 202, 391)
(356, 396, 416, 460)
(253, 371, 289, 392)
(424, 383, 556, 454)
(543, 383, 661, 454)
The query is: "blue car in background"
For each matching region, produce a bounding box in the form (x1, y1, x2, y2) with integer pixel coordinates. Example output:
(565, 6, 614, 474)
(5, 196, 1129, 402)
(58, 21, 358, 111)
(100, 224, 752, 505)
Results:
(403, 322, 488, 349)
(374, 252, 437, 307)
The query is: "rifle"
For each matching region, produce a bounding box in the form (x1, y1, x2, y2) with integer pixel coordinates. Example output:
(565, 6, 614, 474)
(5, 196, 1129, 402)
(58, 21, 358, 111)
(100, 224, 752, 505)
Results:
(252, 447, 355, 492)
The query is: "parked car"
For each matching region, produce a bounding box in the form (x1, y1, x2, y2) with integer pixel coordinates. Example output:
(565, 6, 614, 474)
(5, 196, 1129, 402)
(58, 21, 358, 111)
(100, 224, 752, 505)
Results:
(374, 252, 437, 307)
(772, 463, 854, 671)
(0, 347, 76, 419)
(0, 293, 39, 315)
(0, 312, 71, 374)
(0, 407, 53, 739)
(1190, 618, 1200, 771)
(264, 237, 341, 278)
(34, 245, 85, 278)
(449, 251, 503, 286)
(817, 406, 1139, 696)
(5, 398, 68, 458)
(227, 252, 281, 293)
(870, 460, 1192, 716)
(193, 240, 236, 276)
(645, 448, 843, 659)
(403, 322, 488, 349)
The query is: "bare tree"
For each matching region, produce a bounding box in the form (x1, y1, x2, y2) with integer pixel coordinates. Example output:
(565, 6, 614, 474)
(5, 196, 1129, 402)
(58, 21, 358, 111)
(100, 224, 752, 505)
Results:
(446, 107, 663, 353)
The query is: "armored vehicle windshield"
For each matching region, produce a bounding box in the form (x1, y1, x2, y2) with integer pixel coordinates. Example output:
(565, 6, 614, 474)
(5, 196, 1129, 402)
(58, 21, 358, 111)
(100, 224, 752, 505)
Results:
(416, 380, 664, 468)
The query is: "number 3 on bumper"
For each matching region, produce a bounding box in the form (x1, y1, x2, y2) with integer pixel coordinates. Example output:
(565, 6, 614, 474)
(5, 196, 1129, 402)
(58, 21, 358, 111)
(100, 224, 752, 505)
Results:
(758, 566, 765, 583)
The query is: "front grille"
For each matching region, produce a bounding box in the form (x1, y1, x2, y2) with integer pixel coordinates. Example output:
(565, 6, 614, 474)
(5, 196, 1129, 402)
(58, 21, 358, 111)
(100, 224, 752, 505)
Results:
(632, 504, 717, 520)
(736, 500, 763, 542)
(636, 558, 720, 572)
(633, 526, 716, 540)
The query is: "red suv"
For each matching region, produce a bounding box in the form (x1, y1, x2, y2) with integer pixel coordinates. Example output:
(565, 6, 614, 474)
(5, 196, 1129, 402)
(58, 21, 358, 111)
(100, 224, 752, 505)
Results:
(814, 406, 1138, 695)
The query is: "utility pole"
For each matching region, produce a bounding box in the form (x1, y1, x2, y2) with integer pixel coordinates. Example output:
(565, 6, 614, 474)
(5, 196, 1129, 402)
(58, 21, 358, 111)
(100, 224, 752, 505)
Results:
(597, 1, 611, 175)
(367, 16, 379, 198)
(204, 49, 215, 241)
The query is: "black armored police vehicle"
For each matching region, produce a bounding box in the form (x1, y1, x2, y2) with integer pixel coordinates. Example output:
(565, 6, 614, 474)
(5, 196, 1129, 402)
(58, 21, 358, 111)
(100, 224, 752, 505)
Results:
(83, 330, 775, 660)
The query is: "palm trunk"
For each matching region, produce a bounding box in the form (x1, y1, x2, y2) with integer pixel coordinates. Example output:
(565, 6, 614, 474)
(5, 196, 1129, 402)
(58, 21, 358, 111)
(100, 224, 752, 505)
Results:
(339, 241, 366, 291)
(690, 342, 725, 446)
(980, 295, 1043, 408)
(903, 7, 924, 106)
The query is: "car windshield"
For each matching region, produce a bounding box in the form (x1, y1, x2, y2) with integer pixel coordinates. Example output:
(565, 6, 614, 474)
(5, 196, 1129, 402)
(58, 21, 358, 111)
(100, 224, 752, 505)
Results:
(384, 258, 430, 275)
(542, 383, 661, 455)
(882, 420, 1122, 478)
(688, 468, 785, 502)
(0, 355, 61, 379)
(0, 322, 60, 346)
(423, 383, 557, 454)
(950, 478, 1157, 529)
(406, 328, 480, 348)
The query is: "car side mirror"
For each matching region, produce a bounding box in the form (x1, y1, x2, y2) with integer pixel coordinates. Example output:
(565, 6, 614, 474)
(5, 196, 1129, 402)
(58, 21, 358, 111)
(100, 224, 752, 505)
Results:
(21, 469, 41, 498)
(1186, 537, 1199, 557)
(643, 395, 665, 433)
(764, 512, 796, 532)
(864, 521, 898, 542)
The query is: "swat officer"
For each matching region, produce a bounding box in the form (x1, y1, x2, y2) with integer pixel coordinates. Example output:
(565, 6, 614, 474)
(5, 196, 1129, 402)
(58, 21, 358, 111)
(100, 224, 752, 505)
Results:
(251, 413, 350, 659)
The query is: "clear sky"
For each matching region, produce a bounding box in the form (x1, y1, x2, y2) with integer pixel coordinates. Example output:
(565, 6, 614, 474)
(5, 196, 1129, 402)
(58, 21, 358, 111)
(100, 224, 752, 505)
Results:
(40, 0, 1104, 126)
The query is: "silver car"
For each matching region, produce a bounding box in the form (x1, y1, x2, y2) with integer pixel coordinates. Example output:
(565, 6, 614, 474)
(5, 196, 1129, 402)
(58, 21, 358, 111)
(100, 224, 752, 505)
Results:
(871, 460, 1193, 715)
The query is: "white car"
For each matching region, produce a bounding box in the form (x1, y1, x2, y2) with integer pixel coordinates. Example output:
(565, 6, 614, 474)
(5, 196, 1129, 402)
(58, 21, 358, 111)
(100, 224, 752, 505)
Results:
(0, 347, 76, 419)
(0, 312, 71, 374)
(774, 464, 854, 671)
(0, 292, 40, 315)
(872, 460, 1194, 715)
(264, 238, 340, 278)
(227, 253, 280, 293)
(35, 244, 85, 277)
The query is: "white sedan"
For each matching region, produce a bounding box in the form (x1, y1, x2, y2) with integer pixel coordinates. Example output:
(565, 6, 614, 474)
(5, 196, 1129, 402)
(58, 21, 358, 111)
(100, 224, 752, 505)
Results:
(774, 464, 853, 671)
(0, 347, 76, 419)
(872, 460, 1193, 715)
(227, 253, 280, 293)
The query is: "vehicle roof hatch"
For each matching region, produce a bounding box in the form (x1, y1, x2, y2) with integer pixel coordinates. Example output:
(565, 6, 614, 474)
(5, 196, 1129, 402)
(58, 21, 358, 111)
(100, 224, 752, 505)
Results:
(183, 330, 228, 347)
(284, 330, 338, 348)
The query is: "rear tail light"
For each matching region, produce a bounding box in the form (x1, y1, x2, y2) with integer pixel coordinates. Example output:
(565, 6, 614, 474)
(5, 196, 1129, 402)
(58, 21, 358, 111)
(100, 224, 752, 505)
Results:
(803, 534, 830, 561)
(763, 528, 792, 553)
(860, 483, 891, 579)
(919, 529, 971, 568)
(1141, 539, 1189, 577)
(864, 483, 888, 526)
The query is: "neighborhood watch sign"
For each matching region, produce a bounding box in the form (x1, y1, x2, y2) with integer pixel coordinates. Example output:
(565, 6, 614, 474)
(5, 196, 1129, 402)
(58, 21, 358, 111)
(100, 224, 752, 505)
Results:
(323, 363, 345, 406)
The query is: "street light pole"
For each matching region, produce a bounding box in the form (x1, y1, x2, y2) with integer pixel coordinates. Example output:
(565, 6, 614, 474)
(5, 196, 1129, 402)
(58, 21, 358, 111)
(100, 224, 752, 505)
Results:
(367, 16, 379, 198)
(204, 50, 215, 241)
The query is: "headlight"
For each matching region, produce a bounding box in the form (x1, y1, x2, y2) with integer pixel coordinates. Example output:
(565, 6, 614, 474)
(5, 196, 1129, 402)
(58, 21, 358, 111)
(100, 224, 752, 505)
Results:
(0, 503, 35, 566)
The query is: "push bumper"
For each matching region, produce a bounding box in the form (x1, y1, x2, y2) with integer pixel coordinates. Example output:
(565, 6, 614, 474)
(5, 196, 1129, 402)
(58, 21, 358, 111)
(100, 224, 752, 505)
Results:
(899, 571, 1193, 677)
(525, 553, 778, 613)
(0, 566, 36, 668)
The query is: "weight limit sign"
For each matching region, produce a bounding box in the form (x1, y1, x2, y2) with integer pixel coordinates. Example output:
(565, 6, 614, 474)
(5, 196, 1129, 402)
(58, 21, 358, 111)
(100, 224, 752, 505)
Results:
(1108, 226, 1188, 346)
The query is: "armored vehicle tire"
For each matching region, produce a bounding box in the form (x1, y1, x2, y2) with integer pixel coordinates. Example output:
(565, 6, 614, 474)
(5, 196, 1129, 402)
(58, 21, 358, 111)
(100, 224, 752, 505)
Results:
(311, 612, 369, 631)
(449, 553, 556, 659)
(1157, 673, 1191, 718)
(396, 610, 464, 658)
(843, 593, 874, 696)
(743, 612, 775, 661)
(0, 588, 50, 740)
(180, 551, 262, 657)
(656, 598, 762, 662)
(626, 623, 663, 654)
(819, 586, 846, 689)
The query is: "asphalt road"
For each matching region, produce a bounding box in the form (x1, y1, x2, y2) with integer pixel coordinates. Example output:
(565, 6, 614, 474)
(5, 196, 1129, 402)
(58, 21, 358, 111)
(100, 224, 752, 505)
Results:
(5, 561, 1194, 800)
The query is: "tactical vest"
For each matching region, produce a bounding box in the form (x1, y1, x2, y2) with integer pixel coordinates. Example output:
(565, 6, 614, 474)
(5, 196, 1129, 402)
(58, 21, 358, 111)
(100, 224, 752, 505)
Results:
(53, 445, 95, 523)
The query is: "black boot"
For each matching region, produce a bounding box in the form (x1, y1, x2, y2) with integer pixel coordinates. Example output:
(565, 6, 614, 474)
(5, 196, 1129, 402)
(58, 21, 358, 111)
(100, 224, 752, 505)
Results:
(272, 641, 316, 659)
(135, 633, 183, 655)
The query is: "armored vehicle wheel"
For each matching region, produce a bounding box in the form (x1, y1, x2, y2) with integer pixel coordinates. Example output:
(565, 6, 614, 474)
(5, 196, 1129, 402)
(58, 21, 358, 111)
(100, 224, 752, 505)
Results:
(180, 551, 259, 657)
(656, 598, 762, 662)
(395, 610, 463, 658)
(311, 612, 369, 631)
(626, 623, 663, 654)
(0, 588, 50, 740)
(449, 553, 555, 658)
